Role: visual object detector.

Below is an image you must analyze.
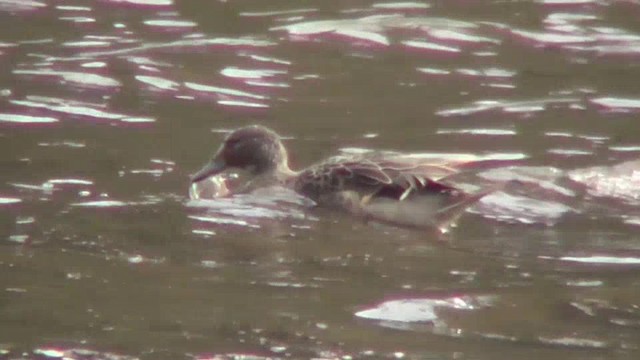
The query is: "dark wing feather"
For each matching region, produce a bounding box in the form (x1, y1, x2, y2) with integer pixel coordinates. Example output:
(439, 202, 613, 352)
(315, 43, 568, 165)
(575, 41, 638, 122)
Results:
(344, 159, 393, 185)
(294, 155, 465, 202)
(344, 157, 461, 200)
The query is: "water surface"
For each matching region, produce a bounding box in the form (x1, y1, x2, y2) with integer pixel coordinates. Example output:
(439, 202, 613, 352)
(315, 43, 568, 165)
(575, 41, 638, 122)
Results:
(2, 0, 640, 359)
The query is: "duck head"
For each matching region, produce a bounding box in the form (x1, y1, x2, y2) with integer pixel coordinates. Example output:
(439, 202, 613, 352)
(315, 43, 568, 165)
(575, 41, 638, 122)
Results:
(190, 125, 290, 183)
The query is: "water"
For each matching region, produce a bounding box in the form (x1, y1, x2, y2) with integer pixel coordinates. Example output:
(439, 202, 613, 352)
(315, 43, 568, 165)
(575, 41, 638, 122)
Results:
(1, 1, 640, 359)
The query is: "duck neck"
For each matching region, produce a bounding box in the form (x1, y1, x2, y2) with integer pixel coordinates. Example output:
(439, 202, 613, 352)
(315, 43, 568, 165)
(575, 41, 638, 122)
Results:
(246, 162, 297, 191)
(272, 161, 298, 183)
(250, 141, 297, 185)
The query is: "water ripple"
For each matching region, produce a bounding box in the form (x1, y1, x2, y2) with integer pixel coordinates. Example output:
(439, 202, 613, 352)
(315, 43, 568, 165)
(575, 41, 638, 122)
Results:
(0, 0, 46, 12)
(13, 69, 121, 91)
(9, 95, 150, 124)
(51, 37, 276, 61)
(0, 196, 22, 205)
(100, 0, 173, 7)
(0, 113, 58, 124)
(135, 75, 180, 92)
(356, 295, 496, 323)
(372, 2, 431, 11)
(542, 255, 640, 265)
(402, 40, 461, 54)
(590, 96, 640, 112)
(437, 98, 581, 117)
(143, 19, 197, 30)
(184, 82, 268, 100)
(240, 8, 318, 18)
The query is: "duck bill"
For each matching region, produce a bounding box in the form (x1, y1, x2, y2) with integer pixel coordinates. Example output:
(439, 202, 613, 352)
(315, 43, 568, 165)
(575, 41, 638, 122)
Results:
(190, 158, 226, 183)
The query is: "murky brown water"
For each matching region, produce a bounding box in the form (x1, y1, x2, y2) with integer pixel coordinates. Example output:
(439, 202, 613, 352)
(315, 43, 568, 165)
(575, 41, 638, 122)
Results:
(2, 1, 640, 359)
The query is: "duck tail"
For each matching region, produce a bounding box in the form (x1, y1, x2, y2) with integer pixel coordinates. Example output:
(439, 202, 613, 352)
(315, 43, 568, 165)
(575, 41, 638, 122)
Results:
(434, 184, 502, 233)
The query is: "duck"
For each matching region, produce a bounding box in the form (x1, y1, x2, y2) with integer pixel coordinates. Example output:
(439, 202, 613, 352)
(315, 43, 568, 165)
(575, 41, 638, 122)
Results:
(190, 125, 496, 232)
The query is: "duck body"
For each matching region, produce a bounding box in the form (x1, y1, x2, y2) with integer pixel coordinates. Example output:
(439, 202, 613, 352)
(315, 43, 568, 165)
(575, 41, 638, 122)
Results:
(191, 125, 493, 231)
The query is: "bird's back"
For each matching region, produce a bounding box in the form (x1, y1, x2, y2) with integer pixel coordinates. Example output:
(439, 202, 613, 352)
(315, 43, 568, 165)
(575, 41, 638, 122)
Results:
(293, 154, 462, 203)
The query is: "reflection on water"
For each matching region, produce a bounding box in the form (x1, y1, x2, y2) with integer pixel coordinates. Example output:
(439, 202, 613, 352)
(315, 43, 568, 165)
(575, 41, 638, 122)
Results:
(2, 0, 640, 359)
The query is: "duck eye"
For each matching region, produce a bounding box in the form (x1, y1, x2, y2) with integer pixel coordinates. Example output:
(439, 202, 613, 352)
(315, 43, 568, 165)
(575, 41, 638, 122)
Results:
(231, 141, 245, 152)
(225, 138, 240, 150)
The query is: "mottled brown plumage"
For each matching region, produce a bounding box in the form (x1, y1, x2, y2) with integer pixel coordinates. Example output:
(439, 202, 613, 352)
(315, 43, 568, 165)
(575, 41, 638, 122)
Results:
(191, 125, 494, 231)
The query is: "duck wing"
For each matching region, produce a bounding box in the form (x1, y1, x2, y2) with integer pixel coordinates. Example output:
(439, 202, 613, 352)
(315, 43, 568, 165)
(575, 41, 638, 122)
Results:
(296, 155, 461, 201)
